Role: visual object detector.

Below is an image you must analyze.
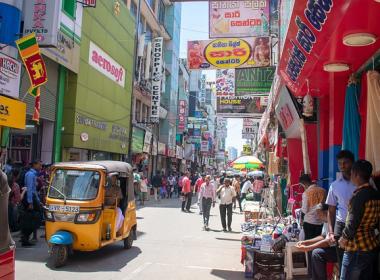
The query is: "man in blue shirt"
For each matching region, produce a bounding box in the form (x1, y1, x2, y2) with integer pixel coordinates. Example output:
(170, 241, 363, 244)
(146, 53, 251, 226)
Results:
(21, 159, 42, 246)
(325, 150, 356, 271)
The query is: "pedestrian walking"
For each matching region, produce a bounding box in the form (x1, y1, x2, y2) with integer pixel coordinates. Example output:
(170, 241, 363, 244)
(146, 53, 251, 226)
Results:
(216, 178, 236, 232)
(232, 175, 242, 212)
(181, 171, 192, 212)
(177, 172, 184, 198)
(168, 173, 176, 198)
(198, 175, 216, 231)
(152, 171, 162, 201)
(20, 160, 42, 247)
(195, 174, 205, 214)
(140, 174, 148, 206)
(8, 169, 25, 232)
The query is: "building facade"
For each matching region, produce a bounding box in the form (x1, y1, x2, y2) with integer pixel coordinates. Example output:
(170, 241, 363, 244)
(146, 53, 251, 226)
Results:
(61, 0, 134, 162)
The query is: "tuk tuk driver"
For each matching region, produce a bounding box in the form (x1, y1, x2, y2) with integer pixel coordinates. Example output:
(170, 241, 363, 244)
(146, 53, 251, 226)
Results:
(105, 174, 124, 232)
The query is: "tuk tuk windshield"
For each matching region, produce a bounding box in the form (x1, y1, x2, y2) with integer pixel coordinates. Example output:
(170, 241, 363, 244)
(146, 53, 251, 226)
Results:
(48, 169, 100, 201)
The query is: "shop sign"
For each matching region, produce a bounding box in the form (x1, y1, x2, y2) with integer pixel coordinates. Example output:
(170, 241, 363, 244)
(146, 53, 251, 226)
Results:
(157, 142, 166, 155)
(0, 96, 26, 129)
(201, 141, 209, 152)
(243, 144, 252, 155)
(82, 0, 97, 7)
(216, 69, 235, 96)
(42, 30, 80, 73)
(176, 146, 183, 159)
(178, 100, 187, 133)
(23, 0, 61, 47)
(242, 118, 259, 139)
(278, 0, 347, 95)
(76, 113, 107, 130)
(143, 131, 152, 153)
(235, 67, 275, 95)
(109, 124, 128, 143)
(275, 86, 301, 138)
(215, 151, 225, 160)
(167, 147, 176, 158)
(209, 1, 270, 38)
(217, 95, 266, 117)
(89, 41, 125, 87)
(150, 37, 164, 123)
(187, 37, 270, 70)
(131, 127, 145, 154)
(152, 138, 158, 156)
(0, 53, 21, 99)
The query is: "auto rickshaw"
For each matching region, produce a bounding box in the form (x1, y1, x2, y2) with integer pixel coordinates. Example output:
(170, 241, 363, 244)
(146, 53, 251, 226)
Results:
(45, 161, 137, 268)
(0, 170, 15, 280)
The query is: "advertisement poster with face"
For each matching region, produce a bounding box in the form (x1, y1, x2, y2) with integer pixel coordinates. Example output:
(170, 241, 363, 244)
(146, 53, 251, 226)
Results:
(187, 37, 270, 70)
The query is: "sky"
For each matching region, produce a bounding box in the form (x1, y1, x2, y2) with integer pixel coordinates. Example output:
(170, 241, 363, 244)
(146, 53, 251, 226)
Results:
(179, 3, 245, 154)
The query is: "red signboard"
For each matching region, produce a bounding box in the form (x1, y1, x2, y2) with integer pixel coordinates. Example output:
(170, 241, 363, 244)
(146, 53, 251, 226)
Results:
(278, 0, 351, 96)
(81, 0, 96, 7)
(178, 100, 187, 133)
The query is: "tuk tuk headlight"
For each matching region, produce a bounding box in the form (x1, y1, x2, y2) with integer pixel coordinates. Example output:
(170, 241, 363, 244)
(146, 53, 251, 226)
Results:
(75, 211, 99, 224)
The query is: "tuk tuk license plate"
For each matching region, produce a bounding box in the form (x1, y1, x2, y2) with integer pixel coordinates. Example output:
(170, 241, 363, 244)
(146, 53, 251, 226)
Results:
(48, 205, 80, 213)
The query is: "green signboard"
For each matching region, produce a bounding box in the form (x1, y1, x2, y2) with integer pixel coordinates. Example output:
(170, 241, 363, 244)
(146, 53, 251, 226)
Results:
(235, 67, 275, 95)
(131, 127, 145, 154)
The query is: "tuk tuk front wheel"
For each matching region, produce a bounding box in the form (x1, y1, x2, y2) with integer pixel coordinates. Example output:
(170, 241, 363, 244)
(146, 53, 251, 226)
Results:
(50, 245, 68, 268)
(123, 232, 133, 249)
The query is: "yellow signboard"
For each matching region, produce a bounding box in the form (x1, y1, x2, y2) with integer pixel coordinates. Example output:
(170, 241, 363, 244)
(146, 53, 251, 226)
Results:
(204, 38, 251, 68)
(243, 144, 252, 155)
(0, 96, 26, 129)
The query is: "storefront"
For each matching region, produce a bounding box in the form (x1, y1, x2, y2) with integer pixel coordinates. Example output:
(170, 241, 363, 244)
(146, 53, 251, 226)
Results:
(9, 57, 58, 164)
(264, 0, 380, 187)
(157, 142, 167, 173)
(61, 5, 134, 162)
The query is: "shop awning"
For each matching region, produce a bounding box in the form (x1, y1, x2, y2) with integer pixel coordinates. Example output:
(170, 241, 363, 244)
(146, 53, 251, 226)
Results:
(278, 0, 380, 97)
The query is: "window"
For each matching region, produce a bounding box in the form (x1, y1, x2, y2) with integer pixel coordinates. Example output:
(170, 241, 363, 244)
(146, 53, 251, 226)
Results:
(145, 24, 152, 43)
(158, 0, 165, 25)
(130, 1, 137, 20)
(62, 0, 76, 19)
(136, 100, 141, 122)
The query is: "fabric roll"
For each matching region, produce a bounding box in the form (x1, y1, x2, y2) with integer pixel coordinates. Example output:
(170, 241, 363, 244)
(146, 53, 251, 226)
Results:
(342, 83, 361, 160)
(365, 71, 380, 172)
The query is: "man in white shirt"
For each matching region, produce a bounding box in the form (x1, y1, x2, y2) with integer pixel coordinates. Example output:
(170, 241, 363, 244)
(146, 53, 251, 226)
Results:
(241, 176, 254, 201)
(325, 150, 356, 269)
(216, 178, 236, 232)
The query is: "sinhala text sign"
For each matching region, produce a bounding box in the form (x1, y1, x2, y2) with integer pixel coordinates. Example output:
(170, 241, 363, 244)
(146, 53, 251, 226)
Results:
(209, 0, 270, 38)
(187, 37, 270, 70)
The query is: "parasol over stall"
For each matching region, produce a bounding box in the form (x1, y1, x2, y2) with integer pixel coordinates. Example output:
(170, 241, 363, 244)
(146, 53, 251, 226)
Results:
(231, 156, 263, 170)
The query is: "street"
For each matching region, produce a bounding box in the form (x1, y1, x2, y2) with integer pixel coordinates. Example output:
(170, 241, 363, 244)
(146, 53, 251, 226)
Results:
(15, 198, 245, 280)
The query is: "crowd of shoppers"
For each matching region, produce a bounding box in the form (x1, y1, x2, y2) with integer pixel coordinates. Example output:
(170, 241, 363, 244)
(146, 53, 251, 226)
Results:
(5, 158, 50, 247)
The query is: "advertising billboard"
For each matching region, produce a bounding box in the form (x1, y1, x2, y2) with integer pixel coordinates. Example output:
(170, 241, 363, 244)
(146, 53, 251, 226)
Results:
(187, 37, 270, 70)
(216, 69, 235, 96)
(217, 95, 267, 118)
(235, 66, 275, 95)
(209, 1, 270, 38)
(0, 53, 21, 99)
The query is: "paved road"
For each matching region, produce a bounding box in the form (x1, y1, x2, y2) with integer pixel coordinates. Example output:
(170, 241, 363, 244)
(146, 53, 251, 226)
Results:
(15, 197, 246, 280)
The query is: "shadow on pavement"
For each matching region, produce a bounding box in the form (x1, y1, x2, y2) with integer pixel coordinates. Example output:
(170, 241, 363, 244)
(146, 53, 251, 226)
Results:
(210, 269, 245, 280)
(215, 237, 241, 242)
(47, 245, 142, 272)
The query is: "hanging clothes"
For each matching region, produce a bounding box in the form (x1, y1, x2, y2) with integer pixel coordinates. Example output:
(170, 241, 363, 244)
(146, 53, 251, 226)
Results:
(342, 83, 361, 160)
(366, 71, 380, 172)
